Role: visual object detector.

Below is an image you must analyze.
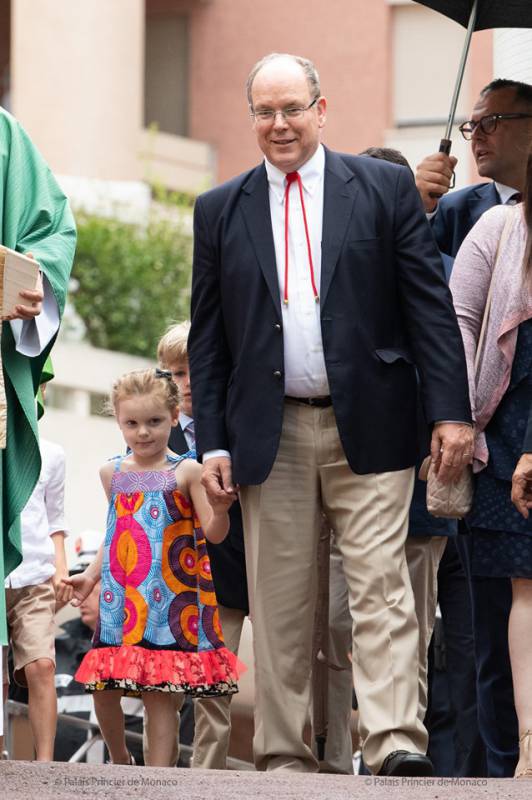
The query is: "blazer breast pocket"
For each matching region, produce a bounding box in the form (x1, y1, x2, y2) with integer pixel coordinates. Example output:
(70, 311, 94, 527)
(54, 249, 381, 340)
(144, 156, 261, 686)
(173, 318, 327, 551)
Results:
(375, 348, 414, 365)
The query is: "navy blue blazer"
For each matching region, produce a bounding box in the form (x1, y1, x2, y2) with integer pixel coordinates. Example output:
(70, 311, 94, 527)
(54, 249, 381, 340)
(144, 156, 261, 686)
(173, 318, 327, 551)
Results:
(431, 181, 500, 264)
(189, 147, 471, 484)
(168, 423, 248, 614)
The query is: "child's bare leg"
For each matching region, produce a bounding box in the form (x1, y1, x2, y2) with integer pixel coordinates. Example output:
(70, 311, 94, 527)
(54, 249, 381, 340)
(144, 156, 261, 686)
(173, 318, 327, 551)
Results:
(143, 691, 181, 767)
(24, 658, 57, 761)
(93, 689, 130, 764)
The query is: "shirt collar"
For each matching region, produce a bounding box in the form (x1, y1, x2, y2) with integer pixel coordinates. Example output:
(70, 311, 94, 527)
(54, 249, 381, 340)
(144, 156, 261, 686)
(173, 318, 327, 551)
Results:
(265, 144, 325, 204)
(179, 412, 193, 430)
(495, 182, 519, 204)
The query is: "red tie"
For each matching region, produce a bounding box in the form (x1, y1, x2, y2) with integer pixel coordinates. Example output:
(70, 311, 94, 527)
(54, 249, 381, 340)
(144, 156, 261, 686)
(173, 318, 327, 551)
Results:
(283, 171, 319, 306)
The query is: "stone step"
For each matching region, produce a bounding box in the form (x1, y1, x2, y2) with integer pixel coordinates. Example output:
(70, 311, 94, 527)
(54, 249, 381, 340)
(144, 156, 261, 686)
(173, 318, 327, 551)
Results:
(0, 761, 525, 800)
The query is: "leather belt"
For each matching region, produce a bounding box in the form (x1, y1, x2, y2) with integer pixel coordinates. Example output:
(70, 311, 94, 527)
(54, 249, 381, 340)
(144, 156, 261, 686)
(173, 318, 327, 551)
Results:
(285, 395, 332, 408)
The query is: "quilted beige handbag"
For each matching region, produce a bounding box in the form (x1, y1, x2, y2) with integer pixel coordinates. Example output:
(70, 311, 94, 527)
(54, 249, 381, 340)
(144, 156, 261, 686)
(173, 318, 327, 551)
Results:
(419, 454, 473, 518)
(419, 211, 514, 519)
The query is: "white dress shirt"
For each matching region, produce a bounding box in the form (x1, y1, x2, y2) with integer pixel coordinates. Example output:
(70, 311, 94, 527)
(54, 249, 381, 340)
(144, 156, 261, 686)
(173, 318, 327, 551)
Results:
(265, 144, 329, 397)
(495, 182, 520, 205)
(6, 438, 68, 588)
(203, 144, 328, 463)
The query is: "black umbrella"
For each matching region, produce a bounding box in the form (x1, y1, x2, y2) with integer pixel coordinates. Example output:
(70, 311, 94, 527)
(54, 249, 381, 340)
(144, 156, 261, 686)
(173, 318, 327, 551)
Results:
(415, 0, 532, 154)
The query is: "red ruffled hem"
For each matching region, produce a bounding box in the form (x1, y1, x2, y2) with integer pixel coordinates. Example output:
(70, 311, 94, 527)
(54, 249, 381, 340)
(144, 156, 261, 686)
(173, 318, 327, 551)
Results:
(75, 645, 245, 693)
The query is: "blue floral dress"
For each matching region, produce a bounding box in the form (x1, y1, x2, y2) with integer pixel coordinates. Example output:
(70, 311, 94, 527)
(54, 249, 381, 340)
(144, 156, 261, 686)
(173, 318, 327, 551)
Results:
(75, 453, 241, 694)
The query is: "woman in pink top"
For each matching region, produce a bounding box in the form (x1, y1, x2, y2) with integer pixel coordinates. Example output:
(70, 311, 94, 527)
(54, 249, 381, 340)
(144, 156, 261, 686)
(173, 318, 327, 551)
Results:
(450, 150, 532, 779)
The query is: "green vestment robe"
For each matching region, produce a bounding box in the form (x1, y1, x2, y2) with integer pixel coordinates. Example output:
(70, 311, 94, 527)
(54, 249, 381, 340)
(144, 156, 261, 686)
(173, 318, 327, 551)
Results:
(0, 108, 76, 643)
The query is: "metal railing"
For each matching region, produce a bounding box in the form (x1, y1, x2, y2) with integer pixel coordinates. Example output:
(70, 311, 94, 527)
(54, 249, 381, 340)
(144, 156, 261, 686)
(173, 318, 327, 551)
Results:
(4, 700, 254, 770)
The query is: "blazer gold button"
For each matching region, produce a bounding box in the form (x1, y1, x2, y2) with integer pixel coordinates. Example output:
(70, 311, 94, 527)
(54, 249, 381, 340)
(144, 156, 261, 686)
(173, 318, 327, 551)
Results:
(273, 370, 282, 379)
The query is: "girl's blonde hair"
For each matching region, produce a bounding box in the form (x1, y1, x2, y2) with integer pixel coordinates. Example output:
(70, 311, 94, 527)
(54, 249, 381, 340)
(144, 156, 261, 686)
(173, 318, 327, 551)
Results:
(107, 368, 180, 415)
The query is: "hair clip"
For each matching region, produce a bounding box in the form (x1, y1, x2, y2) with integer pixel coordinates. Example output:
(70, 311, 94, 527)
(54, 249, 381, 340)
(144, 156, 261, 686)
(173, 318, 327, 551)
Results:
(154, 368, 172, 380)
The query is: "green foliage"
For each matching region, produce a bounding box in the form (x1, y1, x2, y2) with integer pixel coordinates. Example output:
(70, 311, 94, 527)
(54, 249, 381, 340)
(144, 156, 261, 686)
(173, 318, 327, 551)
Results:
(70, 212, 192, 358)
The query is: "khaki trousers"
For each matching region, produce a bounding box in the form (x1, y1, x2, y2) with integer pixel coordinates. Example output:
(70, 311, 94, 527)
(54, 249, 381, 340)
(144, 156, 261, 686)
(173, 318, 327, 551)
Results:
(240, 402, 428, 774)
(192, 605, 246, 769)
(321, 535, 447, 772)
(314, 538, 354, 774)
(404, 535, 447, 720)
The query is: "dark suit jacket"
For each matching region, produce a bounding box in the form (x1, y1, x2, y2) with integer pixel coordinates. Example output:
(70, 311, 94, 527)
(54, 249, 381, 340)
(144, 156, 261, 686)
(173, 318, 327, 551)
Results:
(189, 147, 471, 485)
(430, 182, 500, 264)
(169, 422, 248, 613)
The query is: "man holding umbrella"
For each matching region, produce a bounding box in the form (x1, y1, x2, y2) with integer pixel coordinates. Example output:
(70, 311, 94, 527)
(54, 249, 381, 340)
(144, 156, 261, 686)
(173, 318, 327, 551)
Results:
(416, 79, 532, 235)
(415, 78, 532, 778)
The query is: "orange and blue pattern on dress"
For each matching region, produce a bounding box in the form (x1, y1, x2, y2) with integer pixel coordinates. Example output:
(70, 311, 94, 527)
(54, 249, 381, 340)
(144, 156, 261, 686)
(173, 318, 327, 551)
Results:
(75, 453, 240, 696)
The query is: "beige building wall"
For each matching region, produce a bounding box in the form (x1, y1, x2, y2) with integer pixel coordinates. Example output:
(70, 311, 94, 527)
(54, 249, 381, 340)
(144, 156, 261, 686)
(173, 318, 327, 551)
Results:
(386, 1, 492, 187)
(11, 0, 144, 181)
(9, 0, 213, 193)
(6, 0, 494, 191)
(178, 0, 493, 184)
(182, 0, 391, 182)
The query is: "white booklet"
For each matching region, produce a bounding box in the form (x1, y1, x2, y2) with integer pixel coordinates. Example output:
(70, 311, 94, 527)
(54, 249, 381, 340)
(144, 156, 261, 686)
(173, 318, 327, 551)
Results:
(0, 246, 39, 317)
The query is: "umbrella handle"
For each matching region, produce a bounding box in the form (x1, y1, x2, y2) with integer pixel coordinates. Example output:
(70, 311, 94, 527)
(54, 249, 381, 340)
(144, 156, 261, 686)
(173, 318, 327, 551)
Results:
(427, 0, 478, 201)
(429, 138, 456, 199)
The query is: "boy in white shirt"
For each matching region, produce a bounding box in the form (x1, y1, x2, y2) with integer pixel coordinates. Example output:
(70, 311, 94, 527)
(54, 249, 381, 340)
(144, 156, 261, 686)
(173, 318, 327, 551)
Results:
(2, 437, 71, 760)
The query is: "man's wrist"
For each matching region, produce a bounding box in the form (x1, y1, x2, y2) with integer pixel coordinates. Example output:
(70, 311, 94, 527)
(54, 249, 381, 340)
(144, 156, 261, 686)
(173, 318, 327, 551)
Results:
(203, 449, 231, 462)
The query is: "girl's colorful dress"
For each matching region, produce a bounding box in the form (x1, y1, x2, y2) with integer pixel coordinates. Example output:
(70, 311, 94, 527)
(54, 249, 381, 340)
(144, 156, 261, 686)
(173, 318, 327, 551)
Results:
(75, 453, 240, 696)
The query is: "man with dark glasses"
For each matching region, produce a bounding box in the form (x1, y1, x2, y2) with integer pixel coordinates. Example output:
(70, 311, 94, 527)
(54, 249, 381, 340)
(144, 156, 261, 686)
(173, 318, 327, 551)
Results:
(416, 79, 532, 253)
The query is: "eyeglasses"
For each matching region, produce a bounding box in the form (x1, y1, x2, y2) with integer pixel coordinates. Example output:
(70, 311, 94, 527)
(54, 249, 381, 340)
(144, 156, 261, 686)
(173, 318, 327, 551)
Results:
(251, 97, 319, 124)
(459, 113, 532, 140)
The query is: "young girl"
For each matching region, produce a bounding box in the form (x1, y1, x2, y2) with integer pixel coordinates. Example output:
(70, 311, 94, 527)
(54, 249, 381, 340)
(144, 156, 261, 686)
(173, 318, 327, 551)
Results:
(65, 368, 241, 767)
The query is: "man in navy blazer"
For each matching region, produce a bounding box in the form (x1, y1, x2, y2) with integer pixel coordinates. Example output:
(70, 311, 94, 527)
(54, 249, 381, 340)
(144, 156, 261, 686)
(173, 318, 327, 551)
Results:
(415, 78, 532, 777)
(189, 53, 472, 777)
(417, 79, 532, 262)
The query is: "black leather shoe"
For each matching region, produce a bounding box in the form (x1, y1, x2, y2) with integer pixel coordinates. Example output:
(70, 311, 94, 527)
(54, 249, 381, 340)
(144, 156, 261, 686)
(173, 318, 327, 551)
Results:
(378, 750, 434, 777)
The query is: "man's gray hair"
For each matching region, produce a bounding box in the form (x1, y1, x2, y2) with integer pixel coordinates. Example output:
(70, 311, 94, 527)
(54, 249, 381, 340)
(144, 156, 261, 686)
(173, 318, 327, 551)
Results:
(246, 53, 320, 109)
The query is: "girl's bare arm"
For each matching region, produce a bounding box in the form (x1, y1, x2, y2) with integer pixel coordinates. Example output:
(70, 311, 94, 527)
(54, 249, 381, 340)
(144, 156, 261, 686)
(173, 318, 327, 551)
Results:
(178, 460, 232, 544)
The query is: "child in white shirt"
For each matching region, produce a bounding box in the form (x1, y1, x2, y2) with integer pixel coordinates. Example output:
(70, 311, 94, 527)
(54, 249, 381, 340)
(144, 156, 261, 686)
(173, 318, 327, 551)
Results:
(2, 437, 72, 760)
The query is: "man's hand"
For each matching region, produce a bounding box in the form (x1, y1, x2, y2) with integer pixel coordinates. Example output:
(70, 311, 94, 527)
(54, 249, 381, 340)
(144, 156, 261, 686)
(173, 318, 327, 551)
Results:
(430, 422, 474, 484)
(415, 153, 458, 213)
(62, 570, 97, 608)
(201, 457, 238, 506)
(511, 453, 532, 518)
(2, 253, 43, 321)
